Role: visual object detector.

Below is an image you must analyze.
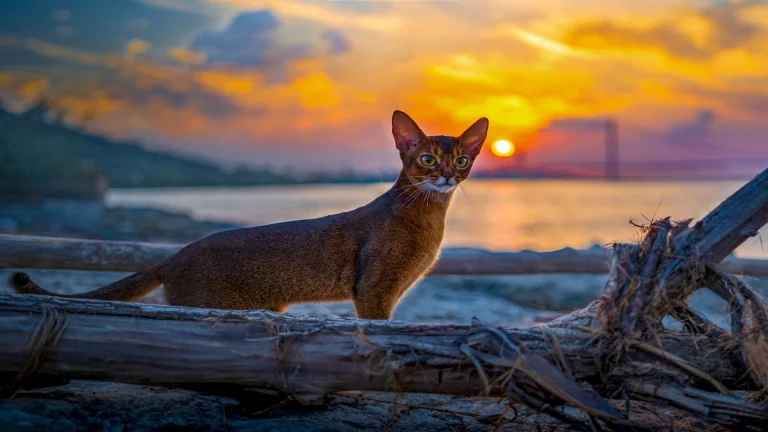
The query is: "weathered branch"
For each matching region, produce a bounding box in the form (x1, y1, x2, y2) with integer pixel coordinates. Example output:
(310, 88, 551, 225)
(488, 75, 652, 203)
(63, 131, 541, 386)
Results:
(626, 380, 766, 431)
(0, 234, 181, 273)
(599, 167, 768, 331)
(2, 234, 767, 277)
(658, 167, 768, 298)
(0, 293, 759, 429)
(682, 167, 768, 263)
(0, 293, 740, 390)
(585, 167, 768, 428)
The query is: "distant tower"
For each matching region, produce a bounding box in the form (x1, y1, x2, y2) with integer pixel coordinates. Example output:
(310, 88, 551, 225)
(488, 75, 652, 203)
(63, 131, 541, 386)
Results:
(604, 118, 619, 180)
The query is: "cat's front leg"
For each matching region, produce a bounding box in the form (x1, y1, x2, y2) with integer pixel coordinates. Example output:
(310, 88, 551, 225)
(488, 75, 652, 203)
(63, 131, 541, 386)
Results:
(351, 259, 406, 320)
(353, 288, 396, 320)
(351, 239, 425, 320)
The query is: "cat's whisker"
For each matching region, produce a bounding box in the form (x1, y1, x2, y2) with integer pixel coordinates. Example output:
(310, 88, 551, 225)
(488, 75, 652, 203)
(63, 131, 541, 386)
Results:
(395, 179, 428, 191)
(405, 182, 430, 208)
(394, 180, 428, 198)
(459, 183, 475, 212)
(393, 181, 417, 193)
(393, 183, 414, 194)
(395, 185, 416, 197)
(404, 185, 424, 208)
(396, 183, 430, 205)
(423, 187, 434, 213)
(402, 185, 419, 206)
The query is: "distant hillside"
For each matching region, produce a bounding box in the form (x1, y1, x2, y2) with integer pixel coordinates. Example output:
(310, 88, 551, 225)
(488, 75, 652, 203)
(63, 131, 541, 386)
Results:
(0, 107, 296, 188)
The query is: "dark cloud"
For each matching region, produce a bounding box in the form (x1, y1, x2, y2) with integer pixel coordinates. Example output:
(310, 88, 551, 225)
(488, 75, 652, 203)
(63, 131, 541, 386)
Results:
(134, 0, 218, 16)
(665, 110, 716, 147)
(0, 4, 287, 121)
(678, 80, 768, 117)
(0, 0, 214, 55)
(323, 30, 350, 55)
(190, 9, 349, 68)
(124, 17, 150, 31)
(104, 68, 242, 118)
(561, 1, 762, 60)
(2, 60, 243, 119)
(329, 1, 392, 14)
(700, 3, 761, 51)
(0, 44, 62, 68)
(124, 82, 240, 117)
(191, 10, 281, 67)
(733, 93, 768, 112)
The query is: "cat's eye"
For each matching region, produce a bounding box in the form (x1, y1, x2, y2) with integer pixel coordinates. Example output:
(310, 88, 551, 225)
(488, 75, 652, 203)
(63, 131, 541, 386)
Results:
(455, 156, 469, 168)
(420, 154, 437, 167)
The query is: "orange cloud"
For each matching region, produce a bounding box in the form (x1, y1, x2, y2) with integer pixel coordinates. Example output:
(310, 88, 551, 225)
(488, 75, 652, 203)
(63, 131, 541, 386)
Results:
(55, 92, 126, 120)
(195, 70, 260, 97)
(24, 38, 102, 64)
(214, 0, 404, 33)
(291, 73, 339, 110)
(18, 78, 51, 99)
(168, 47, 205, 65)
(125, 39, 149, 55)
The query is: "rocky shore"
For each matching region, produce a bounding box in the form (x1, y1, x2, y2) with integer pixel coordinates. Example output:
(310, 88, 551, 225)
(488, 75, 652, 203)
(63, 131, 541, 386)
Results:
(0, 198, 239, 243)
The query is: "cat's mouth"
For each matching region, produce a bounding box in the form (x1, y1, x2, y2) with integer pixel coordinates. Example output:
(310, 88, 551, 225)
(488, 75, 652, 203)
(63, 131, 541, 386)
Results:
(428, 184, 456, 193)
(427, 178, 457, 193)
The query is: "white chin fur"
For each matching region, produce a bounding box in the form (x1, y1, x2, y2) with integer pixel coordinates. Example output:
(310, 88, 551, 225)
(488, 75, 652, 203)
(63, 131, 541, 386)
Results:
(427, 183, 456, 193)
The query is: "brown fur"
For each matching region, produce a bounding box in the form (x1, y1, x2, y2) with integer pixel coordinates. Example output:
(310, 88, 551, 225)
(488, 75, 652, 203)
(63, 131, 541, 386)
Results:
(9, 111, 489, 320)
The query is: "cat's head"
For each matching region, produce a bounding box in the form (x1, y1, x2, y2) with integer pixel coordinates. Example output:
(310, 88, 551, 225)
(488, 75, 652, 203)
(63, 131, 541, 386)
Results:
(392, 110, 488, 193)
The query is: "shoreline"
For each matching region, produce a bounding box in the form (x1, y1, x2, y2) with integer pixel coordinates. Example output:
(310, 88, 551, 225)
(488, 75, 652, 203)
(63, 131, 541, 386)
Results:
(104, 176, 760, 190)
(0, 198, 239, 243)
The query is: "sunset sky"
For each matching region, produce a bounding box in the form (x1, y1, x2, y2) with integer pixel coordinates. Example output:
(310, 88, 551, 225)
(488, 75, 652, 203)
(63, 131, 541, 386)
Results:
(2, 0, 768, 174)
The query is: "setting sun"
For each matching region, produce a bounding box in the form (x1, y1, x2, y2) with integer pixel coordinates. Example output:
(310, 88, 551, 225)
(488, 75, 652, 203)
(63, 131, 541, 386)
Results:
(491, 139, 515, 157)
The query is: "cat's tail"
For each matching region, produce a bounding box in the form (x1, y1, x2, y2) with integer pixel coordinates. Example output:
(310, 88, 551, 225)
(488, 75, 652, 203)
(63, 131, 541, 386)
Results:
(8, 264, 164, 301)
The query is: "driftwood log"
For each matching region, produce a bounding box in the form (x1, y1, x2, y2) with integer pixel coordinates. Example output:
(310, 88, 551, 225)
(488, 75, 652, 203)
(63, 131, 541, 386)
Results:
(0, 293, 761, 431)
(2, 233, 768, 277)
(2, 166, 768, 431)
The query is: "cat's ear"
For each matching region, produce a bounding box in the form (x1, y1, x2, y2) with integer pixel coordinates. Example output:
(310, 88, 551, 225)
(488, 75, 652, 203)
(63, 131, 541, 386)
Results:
(392, 110, 427, 152)
(459, 117, 489, 157)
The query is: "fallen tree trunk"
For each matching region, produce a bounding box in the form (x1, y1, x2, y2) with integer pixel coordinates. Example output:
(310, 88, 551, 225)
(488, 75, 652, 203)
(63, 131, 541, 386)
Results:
(0, 293, 720, 394)
(2, 234, 768, 277)
(0, 293, 759, 430)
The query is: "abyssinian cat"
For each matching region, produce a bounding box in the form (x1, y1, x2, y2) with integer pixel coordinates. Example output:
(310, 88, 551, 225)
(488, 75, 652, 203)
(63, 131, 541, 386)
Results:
(10, 111, 489, 320)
